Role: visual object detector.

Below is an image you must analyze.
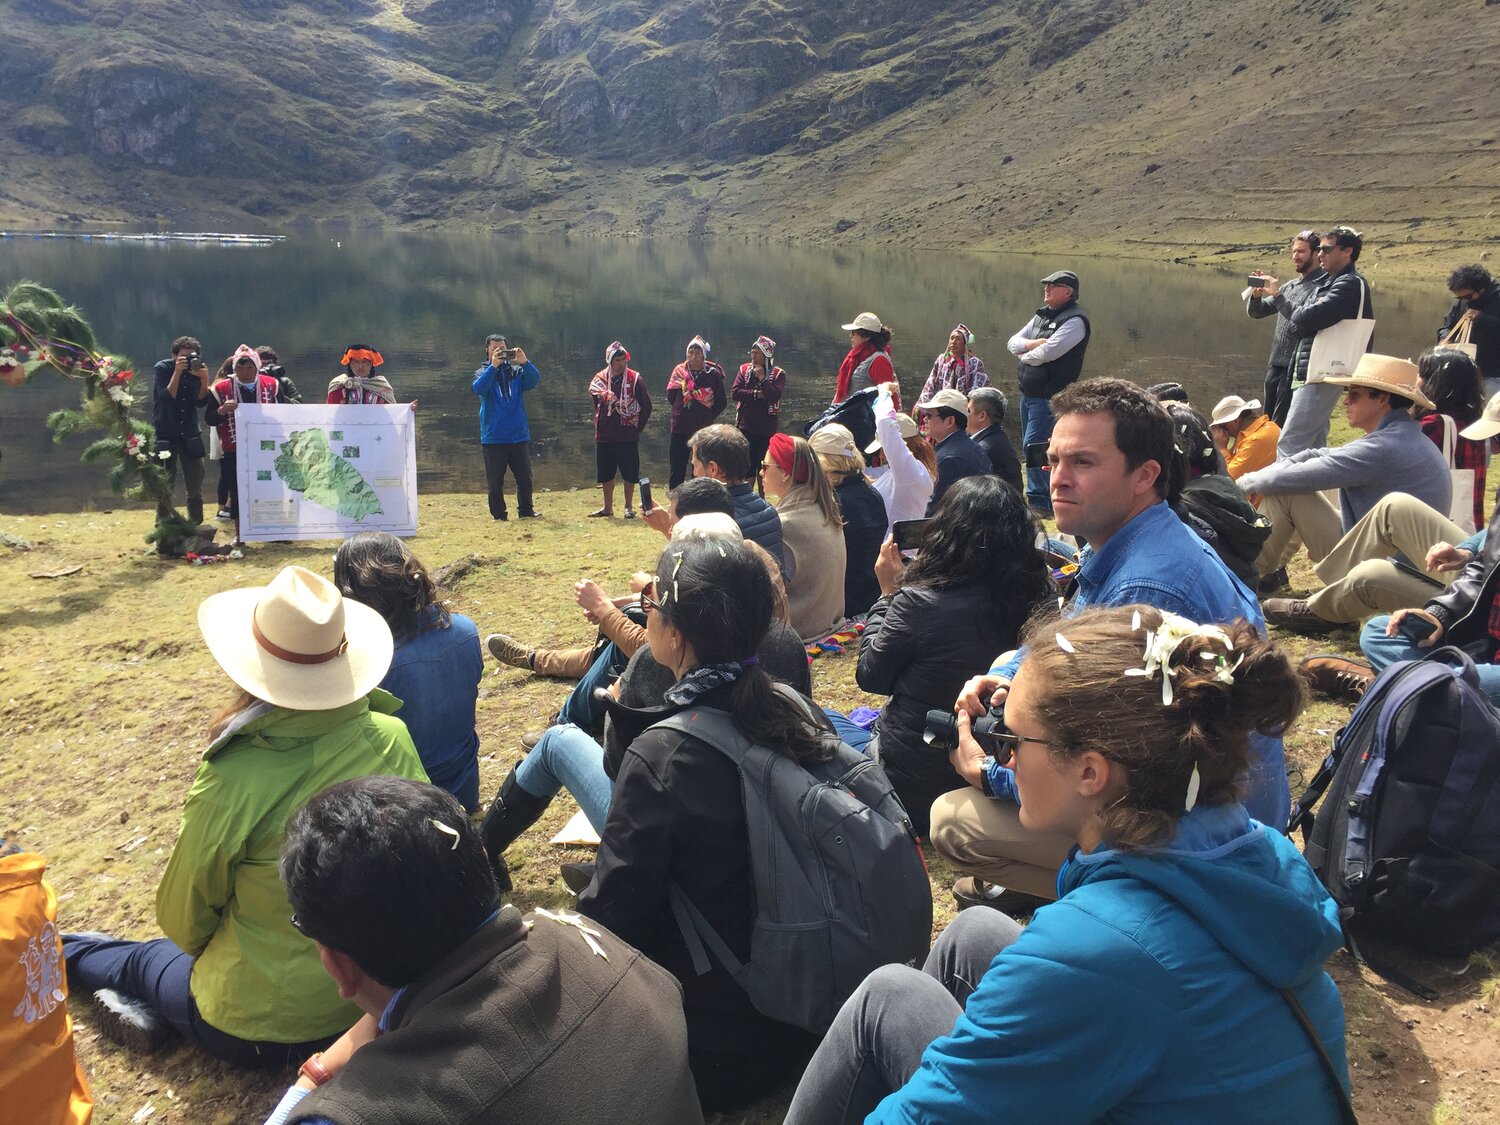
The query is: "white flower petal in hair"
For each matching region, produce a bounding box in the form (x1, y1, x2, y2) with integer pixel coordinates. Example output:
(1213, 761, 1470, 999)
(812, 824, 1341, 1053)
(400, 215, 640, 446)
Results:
(429, 818, 461, 850)
(1126, 612, 1237, 705)
(1184, 763, 1202, 812)
(1055, 632, 1076, 654)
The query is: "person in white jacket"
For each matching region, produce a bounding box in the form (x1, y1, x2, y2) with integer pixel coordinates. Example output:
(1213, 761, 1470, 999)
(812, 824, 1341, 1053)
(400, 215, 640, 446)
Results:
(865, 387, 935, 533)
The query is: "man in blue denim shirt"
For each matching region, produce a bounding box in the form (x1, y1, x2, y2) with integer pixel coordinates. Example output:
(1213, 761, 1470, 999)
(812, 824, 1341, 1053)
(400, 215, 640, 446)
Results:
(929, 379, 1288, 913)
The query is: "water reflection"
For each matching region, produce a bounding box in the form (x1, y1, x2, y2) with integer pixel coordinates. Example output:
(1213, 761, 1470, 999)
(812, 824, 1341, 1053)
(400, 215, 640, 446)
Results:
(0, 231, 1447, 513)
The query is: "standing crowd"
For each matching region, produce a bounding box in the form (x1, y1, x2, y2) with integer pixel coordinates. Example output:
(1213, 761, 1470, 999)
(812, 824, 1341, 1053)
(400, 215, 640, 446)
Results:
(18, 243, 1500, 1124)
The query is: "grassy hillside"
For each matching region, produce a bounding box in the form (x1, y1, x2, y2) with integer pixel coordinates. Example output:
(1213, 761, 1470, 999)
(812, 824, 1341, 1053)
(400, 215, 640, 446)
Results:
(1, 0, 1496, 274)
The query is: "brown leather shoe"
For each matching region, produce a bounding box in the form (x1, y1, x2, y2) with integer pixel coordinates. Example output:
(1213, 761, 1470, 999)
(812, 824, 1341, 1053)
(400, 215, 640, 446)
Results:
(1263, 597, 1338, 635)
(952, 876, 1050, 916)
(521, 730, 545, 751)
(1299, 655, 1374, 702)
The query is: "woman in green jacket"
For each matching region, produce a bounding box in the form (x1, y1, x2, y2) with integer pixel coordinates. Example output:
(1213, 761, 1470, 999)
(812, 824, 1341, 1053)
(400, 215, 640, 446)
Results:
(62, 566, 428, 1067)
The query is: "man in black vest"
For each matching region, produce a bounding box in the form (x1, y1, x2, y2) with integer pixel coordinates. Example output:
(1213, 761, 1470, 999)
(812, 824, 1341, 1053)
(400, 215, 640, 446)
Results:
(1007, 270, 1091, 515)
(267, 776, 702, 1125)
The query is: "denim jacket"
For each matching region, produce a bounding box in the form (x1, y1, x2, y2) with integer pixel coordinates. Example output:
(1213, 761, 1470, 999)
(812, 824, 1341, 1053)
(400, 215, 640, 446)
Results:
(986, 502, 1287, 827)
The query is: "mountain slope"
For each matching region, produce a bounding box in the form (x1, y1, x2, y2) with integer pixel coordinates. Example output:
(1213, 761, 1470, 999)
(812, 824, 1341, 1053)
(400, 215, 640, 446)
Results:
(1, 0, 1496, 272)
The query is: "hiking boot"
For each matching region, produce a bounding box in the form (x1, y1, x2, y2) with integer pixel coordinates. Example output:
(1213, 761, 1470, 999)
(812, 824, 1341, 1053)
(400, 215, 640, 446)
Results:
(1262, 598, 1337, 635)
(1299, 655, 1374, 702)
(521, 730, 546, 751)
(89, 989, 174, 1053)
(478, 769, 554, 892)
(486, 633, 534, 670)
(560, 861, 596, 895)
(1258, 566, 1289, 595)
(952, 877, 1050, 917)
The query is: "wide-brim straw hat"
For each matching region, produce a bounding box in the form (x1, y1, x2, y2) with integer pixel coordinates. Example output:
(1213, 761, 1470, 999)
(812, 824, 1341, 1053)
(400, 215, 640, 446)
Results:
(1322, 353, 1434, 411)
(198, 565, 393, 711)
(864, 412, 919, 454)
(1210, 395, 1262, 427)
(1461, 391, 1500, 441)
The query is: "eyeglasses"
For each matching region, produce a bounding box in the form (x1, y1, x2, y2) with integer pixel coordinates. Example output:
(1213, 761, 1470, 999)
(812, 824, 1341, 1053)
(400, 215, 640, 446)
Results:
(1343, 388, 1370, 401)
(1041, 282, 1068, 289)
(1316, 244, 1342, 254)
(290, 912, 306, 935)
(986, 730, 1052, 767)
(639, 577, 664, 613)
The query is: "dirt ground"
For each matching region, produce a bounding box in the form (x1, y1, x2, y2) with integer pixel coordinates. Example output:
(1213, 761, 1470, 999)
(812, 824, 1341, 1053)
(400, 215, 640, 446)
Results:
(3, 489, 1497, 1124)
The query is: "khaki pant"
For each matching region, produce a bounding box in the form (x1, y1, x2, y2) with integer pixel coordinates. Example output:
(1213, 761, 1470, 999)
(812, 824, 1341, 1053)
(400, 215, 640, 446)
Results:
(1255, 490, 1345, 574)
(532, 646, 594, 679)
(929, 788, 1074, 900)
(1305, 493, 1462, 622)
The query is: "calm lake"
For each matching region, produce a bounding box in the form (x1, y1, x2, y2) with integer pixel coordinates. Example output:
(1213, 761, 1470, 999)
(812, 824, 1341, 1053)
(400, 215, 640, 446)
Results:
(0, 231, 1451, 514)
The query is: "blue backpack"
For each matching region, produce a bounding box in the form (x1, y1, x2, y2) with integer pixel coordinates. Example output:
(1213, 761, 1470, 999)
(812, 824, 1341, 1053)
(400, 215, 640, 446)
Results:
(1288, 648, 1500, 993)
(654, 689, 933, 1033)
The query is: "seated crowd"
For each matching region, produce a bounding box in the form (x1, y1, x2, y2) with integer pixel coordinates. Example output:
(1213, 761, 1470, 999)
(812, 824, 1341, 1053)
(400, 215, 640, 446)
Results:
(38, 359, 1401, 1125)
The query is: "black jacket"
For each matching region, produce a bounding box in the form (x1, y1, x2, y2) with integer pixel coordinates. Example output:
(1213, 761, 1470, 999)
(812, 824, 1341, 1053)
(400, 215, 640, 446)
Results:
(927, 430, 991, 516)
(857, 583, 1020, 834)
(151, 356, 207, 454)
(1438, 281, 1500, 382)
(1015, 301, 1090, 398)
(581, 683, 818, 1110)
(971, 425, 1023, 492)
(1176, 473, 1272, 588)
(1426, 499, 1500, 655)
(1280, 264, 1374, 384)
(836, 475, 888, 618)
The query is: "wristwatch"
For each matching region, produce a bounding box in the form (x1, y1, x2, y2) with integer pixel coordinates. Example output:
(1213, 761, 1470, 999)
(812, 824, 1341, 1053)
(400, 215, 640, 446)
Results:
(299, 1052, 333, 1087)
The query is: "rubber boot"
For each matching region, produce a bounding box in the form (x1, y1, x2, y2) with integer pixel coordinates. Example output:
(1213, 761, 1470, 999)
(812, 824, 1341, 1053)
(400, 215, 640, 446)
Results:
(478, 768, 553, 893)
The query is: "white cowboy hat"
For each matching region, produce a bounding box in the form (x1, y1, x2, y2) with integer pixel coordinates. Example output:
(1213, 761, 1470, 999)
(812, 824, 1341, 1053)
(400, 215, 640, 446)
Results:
(1322, 354, 1435, 411)
(197, 565, 393, 711)
(1461, 391, 1500, 441)
(841, 311, 885, 334)
(1209, 395, 1262, 427)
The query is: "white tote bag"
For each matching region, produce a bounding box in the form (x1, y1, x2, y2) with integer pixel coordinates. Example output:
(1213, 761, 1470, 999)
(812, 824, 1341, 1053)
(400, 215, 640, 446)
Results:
(1306, 277, 1374, 383)
(1440, 315, 1479, 362)
(1440, 413, 1478, 535)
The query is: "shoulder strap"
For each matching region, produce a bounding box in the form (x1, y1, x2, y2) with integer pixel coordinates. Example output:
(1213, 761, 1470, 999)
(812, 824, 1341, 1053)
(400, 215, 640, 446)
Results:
(1277, 986, 1359, 1123)
(1440, 413, 1458, 468)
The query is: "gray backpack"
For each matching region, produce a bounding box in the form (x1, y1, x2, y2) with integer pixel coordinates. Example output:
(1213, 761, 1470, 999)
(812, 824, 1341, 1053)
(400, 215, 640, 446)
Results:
(655, 691, 933, 1033)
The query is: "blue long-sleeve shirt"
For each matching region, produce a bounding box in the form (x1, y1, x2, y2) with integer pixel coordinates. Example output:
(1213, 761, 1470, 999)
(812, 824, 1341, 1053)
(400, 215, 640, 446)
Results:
(471, 360, 540, 444)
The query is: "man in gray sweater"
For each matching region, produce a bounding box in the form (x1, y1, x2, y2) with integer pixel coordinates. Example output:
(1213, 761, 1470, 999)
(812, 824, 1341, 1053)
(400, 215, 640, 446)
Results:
(1247, 229, 1325, 426)
(1238, 354, 1451, 587)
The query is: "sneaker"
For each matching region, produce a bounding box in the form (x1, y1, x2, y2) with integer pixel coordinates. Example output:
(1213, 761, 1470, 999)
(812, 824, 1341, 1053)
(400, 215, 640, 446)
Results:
(560, 861, 596, 895)
(952, 877, 1050, 916)
(519, 512, 541, 519)
(486, 633, 535, 670)
(1299, 655, 1374, 702)
(1258, 566, 1289, 595)
(494, 511, 508, 522)
(1262, 597, 1337, 635)
(89, 989, 174, 1053)
(214, 507, 232, 521)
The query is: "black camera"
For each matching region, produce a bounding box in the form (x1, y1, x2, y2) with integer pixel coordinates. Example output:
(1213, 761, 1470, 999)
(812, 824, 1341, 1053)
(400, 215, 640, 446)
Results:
(923, 707, 1009, 757)
(186, 352, 201, 366)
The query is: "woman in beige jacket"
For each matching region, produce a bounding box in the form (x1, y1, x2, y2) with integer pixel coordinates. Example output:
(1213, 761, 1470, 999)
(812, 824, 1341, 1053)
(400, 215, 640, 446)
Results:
(761, 433, 847, 641)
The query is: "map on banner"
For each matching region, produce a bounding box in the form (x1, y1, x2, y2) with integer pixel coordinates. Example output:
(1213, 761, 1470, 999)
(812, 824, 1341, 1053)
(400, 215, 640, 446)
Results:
(234, 404, 417, 540)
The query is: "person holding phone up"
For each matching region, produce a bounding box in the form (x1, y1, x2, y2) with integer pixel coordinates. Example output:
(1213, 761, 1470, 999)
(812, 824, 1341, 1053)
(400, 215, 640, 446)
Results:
(152, 335, 213, 525)
(472, 333, 541, 521)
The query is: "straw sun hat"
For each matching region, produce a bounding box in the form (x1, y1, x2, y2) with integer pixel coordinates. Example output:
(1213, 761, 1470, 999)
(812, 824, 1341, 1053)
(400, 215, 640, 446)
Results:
(198, 565, 393, 711)
(1322, 353, 1435, 411)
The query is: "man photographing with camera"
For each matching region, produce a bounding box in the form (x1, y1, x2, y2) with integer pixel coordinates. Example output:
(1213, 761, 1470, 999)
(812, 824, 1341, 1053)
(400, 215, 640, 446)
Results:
(472, 333, 541, 521)
(152, 335, 211, 526)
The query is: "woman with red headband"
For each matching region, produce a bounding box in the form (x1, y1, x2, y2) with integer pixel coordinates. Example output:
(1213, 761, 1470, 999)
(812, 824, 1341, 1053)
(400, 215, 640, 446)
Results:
(326, 345, 397, 405)
(761, 433, 847, 640)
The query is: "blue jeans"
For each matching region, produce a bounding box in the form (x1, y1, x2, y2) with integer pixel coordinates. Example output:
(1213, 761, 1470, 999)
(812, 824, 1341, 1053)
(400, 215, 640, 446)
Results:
(1277, 381, 1343, 459)
(1019, 394, 1054, 512)
(60, 934, 333, 1068)
(559, 642, 630, 730)
(784, 909, 1023, 1124)
(513, 724, 615, 829)
(1360, 616, 1500, 704)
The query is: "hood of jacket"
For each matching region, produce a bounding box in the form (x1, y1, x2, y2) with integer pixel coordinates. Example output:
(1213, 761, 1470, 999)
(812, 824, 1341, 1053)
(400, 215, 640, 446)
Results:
(1061, 803, 1342, 989)
(203, 688, 402, 759)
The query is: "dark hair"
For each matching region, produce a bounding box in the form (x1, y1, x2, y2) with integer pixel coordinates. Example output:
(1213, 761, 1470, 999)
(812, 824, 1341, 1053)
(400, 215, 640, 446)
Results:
(1384, 393, 1415, 414)
(333, 531, 449, 642)
(1164, 403, 1225, 491)
(1293, 228, 1320, 249)
(968, 386, 1007, 423)
(484, 333, 507, 347)
(670, 476, 735, 518)
(688, 423, 752, 482)
(214, 354, 236, 379)
(1147, 382, 1189, 403)
(1447, 264, 1492, 294)
(1050, 378, 1174, 499)
(172, 336, 201, 355)
(1018, 605, 1305, 850)
(1416, 348, 1483, 426)
(1322, 225, 1363, 262)
(902, 475, 1050, 637)
(280, 777, 499, 987)
(256, 345, 279, 363)
(653, 539, 829, 766)
(343, 343, 379, 374)
(854, 327, 893, 351)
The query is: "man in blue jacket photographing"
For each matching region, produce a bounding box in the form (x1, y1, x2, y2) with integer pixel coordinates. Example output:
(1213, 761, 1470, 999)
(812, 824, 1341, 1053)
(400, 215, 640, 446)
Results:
(473, 333, 541, 521)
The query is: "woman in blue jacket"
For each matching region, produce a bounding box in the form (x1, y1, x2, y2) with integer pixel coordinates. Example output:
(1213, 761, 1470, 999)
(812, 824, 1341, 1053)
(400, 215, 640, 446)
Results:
(787, 603, 1351, 1124)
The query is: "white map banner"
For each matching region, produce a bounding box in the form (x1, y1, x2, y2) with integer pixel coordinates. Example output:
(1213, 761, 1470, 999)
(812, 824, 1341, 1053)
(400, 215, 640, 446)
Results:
(234, 403, 418, 541)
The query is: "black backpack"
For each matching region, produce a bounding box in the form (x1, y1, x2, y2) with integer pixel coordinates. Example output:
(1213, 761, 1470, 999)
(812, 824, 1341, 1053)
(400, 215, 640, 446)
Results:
(1287, 648, 1500, 994)
(804, 387, 880, 455)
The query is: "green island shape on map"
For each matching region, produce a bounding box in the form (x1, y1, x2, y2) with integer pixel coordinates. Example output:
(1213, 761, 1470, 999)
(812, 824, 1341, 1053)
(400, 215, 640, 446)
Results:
(273, 428, 385, 520)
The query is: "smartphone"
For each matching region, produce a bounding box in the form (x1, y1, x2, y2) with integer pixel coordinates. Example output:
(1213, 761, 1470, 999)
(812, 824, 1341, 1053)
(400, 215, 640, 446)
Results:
(1396, 614, 1440, 645)
(638, 477, 653, 512)
(1024, 441, 1051, 471)
(892, 518, 930, 553)
(1247, 274, 1267, 288)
